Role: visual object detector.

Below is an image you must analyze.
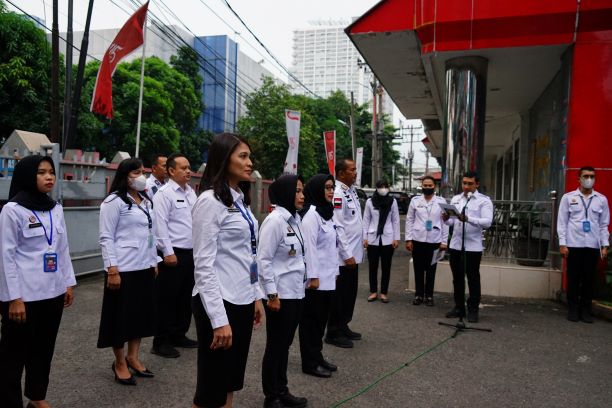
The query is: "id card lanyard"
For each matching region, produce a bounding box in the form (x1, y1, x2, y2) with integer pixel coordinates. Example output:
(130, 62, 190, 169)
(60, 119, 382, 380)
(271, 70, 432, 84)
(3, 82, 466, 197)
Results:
(424, 198, 434, 231)
(32, 210, 57, 273)
(235, 200, 258, 283)
(579, 195, 594, 233)
(131, 197, 154, 248)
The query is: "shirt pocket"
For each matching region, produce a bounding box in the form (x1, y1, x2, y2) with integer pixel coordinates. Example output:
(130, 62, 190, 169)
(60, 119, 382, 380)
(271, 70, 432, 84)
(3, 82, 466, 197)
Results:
(22, 226, 46, 239)
(568, 204, 583, 220)
(174, 200, 187, 209)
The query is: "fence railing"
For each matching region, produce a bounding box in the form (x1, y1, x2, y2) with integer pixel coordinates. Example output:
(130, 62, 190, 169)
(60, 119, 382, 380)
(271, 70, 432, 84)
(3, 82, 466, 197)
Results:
(483, 195, 560, 268)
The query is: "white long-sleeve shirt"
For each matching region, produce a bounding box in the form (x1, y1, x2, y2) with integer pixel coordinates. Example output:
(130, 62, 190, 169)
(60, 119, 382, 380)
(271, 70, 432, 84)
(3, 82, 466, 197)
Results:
(192, 188, 264, 329)
(153, 179, 196, 255)
(557, 188, 610, 249)
(362, 198, 401, 245)
(99, 194, 159, 272)
(257, 206, 306, 299)
(0, 202, 76, 302)
(405, 195, 449, 244)
(145, 174, 165, 201)
(445, 191, 493, 252)
(334, 181, 364, 264)
(301, 206, 339, 291)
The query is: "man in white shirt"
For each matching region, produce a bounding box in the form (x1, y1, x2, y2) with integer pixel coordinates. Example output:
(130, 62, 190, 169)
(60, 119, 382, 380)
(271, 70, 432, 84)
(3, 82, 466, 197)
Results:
(325, 159, 364, 348)
(146, 154, 167, 201)
(557, 166, 609, 323)
(443, 171, 493, 323)
(152, 153, 198, 358)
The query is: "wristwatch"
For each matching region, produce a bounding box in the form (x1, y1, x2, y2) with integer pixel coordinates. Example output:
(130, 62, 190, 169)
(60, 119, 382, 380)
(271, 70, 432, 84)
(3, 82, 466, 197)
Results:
(267, 293, 278, 300)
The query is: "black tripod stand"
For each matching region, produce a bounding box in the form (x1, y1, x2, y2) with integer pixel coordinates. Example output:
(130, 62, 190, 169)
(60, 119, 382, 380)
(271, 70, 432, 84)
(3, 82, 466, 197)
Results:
(438, 318, 492, 338)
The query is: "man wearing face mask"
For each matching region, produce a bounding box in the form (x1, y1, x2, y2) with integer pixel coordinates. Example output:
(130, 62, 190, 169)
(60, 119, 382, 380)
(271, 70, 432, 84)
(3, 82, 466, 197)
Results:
(405, 176, 448, 306)
(557, 166, 610, 323)
(151, 153, 198, 357)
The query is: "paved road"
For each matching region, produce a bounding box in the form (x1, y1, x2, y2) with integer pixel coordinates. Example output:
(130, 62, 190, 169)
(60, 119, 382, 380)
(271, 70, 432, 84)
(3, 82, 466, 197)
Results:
(45, 250, 612, 408)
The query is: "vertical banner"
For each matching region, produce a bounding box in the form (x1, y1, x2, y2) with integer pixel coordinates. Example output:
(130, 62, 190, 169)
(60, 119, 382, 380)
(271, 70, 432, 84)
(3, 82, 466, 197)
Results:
(355, 147, 364, 187)
(283, 110, 301, 174)
(323, 130, 336, 176)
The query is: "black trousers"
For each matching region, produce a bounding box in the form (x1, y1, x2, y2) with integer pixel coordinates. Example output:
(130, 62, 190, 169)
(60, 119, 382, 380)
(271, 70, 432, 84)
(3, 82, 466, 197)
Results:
(412, 241, 441, 298)
(327, 265, 358, 338)
(0, 294, 64, 408)
(449, 249, 482, 314)
(154, 248, 195, 346)
(367, 244, 394, 294)
(262, 299, 303, 398)
(566, 247, 600, 314)
(299, 289, 332, 370)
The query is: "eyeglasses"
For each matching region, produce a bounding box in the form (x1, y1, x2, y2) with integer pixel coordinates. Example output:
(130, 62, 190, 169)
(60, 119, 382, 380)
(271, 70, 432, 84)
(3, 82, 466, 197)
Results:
(324, 185, 335, 190)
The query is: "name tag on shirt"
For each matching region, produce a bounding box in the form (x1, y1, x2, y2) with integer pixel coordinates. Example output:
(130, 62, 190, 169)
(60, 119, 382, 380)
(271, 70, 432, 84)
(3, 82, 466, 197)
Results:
(28, 222, 43, 228)
(176, 199, 185, 203)
(228, 207, 240, 213)
(287, 232, 296, 237)
(44, 252, 58, 273)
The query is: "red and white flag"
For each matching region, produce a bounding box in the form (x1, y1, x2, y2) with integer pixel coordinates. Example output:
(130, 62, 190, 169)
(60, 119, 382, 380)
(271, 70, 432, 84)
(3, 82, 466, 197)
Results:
(90, 1, 149, 119)
(323, 130, 336, 176)
(283, 110, 301, 174)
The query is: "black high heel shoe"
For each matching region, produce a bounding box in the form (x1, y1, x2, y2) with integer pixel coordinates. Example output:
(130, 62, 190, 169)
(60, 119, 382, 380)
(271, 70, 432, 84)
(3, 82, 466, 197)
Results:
(112, 362, 137, 385)
(126, 358, 155, 378)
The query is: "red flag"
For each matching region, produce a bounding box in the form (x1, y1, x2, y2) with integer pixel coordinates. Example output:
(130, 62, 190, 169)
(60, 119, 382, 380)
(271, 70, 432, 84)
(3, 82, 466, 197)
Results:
(323, 130, 336, 176)
(90, 1, 149, 119)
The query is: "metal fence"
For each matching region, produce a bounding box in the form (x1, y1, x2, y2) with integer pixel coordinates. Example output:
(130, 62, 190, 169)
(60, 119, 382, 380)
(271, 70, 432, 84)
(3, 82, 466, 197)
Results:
(483, 195, 560, 268)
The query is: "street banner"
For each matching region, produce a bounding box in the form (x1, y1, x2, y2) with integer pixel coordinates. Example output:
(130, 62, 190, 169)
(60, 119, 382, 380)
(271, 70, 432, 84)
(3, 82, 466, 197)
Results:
(355, 147, 364, 187)
(91, 1, 149, 119)
(283, 110, 301, 174)
(323, 130, 336, 176)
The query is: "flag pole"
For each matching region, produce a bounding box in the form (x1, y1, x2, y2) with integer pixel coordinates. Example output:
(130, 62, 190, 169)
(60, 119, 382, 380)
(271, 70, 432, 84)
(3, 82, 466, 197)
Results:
(134, 17, 147, 158)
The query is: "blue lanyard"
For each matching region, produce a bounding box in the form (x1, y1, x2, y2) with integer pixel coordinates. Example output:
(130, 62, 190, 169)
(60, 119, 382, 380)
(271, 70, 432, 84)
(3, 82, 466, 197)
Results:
(235, 200, 257, 255)
(579, 195, 593, 221)
(130, 197, 152, 230)
(32, 210, 53, 247)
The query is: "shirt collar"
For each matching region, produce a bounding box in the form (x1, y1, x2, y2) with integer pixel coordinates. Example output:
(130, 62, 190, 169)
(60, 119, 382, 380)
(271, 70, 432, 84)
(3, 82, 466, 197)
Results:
(168, 178, 191, 193)
(574, 188, 599, 198)
(230, 186, 244, 203)
(274, 205, 294, 221)
(338, 181, 353, 193)
(150, 175, 164, 185)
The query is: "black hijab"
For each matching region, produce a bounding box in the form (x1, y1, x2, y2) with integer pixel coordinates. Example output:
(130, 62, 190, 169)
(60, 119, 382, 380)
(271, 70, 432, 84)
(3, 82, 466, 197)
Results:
(371, 182, 393, 237)
(269, 174, 302, 215)
(300, 174, 334, 221)
(8, 155, 57, 211)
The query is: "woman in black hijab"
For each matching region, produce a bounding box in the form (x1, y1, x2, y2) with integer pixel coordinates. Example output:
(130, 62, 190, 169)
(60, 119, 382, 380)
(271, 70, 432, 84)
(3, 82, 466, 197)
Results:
(298, 174, 340, 379)
(362, 179, 400, 303)
(0, 155, 76, 408)
(258, 174, 308, 408)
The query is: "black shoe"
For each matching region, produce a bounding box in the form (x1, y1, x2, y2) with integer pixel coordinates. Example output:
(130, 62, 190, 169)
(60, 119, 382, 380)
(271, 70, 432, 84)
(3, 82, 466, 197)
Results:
(126, 358, 155, 378)
(151, 344, 181, 358)
(467, 310, 479, 323)
(173, 336, 198, 348)
(324, 336, 353, 348)
(413, 296, 423, 305)
(424, 297, 434, 307)
(580, 312, 594, 324)
(263, 397, 284, 408)
(279, 392, 308, 407)
(445, 307, 465, 318)
(567, 310, 580, 322)
(320, 359, 337, 372)
(112, 362, 136, 386)
(344, 328, 362, 340)
(302, 365, 332, 378)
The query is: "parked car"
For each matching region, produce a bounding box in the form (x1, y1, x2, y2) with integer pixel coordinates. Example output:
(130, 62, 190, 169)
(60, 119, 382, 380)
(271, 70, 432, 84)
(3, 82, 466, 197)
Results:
(389, 191, 410, 214)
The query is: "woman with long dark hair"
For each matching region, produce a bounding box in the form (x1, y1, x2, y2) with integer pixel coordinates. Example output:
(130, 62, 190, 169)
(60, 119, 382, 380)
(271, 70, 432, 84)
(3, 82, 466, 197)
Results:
(191, 133, 265, 408)
(362, 179, 400, 303)
(0, 155, 76, 408)
(98, 158, 158, 386)
(298, 174, 339, 379)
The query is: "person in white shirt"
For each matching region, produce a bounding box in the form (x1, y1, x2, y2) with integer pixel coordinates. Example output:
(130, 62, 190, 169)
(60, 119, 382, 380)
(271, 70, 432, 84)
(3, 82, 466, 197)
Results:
(363, 180, 400, 303)
(151, 153, 198, 358)
(405, 176, 449, 306)
(299, 174, 340, 379)
(145, 154, 167, 201)
(326, 159, 363, 348)
(442, 171, 493, 323)
(98, 158, 158, 386)
(557, 166, 609, 323)
(191, 133, 265, 408)
(259, 174, 308, 408)
(0, 155, 76, 408)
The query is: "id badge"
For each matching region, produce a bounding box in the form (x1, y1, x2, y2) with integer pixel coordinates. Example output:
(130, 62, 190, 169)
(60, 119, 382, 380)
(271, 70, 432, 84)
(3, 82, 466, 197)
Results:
(288, 244, 297, 257)
(44, 252, 58, 273)
(425, 220, 433, 231)
(582, 220, 591, 233)
(148, 233, 154, 249)
(250, 261, 259, 284)
(303, 259, 308, 282)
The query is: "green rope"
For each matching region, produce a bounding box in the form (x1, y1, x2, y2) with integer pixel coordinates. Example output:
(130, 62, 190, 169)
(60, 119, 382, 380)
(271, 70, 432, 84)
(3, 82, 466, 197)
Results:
(329, 335, 455, 408)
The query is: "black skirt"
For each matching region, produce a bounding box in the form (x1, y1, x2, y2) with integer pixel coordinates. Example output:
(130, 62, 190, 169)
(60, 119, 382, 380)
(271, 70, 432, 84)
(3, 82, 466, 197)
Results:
(97, 268, 156, 349)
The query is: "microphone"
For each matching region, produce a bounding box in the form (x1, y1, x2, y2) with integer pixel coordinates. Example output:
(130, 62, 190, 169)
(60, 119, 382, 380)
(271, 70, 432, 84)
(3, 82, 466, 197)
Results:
(461, 192, 473, 217)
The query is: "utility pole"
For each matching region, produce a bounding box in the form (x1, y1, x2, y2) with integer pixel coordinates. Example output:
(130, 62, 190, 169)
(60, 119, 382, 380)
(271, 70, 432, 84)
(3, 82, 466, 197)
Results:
(423, 149, 430, 174)
(397, 123, 423, 193)
(50, 0, 60, 144)
(350, 91, 356, 160)
(63, 0, 74, 151)
(377, 88, 384, 183)
(370, 78, 378, 186)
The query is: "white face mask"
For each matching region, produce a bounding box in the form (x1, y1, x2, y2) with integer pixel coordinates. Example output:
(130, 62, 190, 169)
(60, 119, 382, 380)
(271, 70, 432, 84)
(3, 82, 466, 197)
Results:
(377, 188, 389, 196)
(580, 177, 595, 189)
(129, 174, 147, 192)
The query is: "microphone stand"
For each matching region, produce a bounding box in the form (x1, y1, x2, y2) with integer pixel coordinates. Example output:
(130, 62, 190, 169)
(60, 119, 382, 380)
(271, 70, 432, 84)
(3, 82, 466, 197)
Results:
(438, 193, 492, 338)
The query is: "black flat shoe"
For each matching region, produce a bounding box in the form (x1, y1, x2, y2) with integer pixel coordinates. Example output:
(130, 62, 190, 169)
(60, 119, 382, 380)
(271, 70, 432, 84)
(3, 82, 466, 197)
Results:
(413, 296, 423, 305)
(151, 344, 181, 358)
(320, 359, 338, 372)
(279, 391, 308, 407)
(324, 336, 353, 348)
(173, 336, 198, 348)
(424, 297, 434, 306)
(302, 365, 332, 378)
(112, 362, 137, 386)
(126, 358, 155, 378)
(367, 293, 378, 302)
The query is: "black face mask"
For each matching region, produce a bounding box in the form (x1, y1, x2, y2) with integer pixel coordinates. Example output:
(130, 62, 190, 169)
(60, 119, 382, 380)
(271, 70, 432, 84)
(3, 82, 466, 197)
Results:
(422, 188, 435, 196)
